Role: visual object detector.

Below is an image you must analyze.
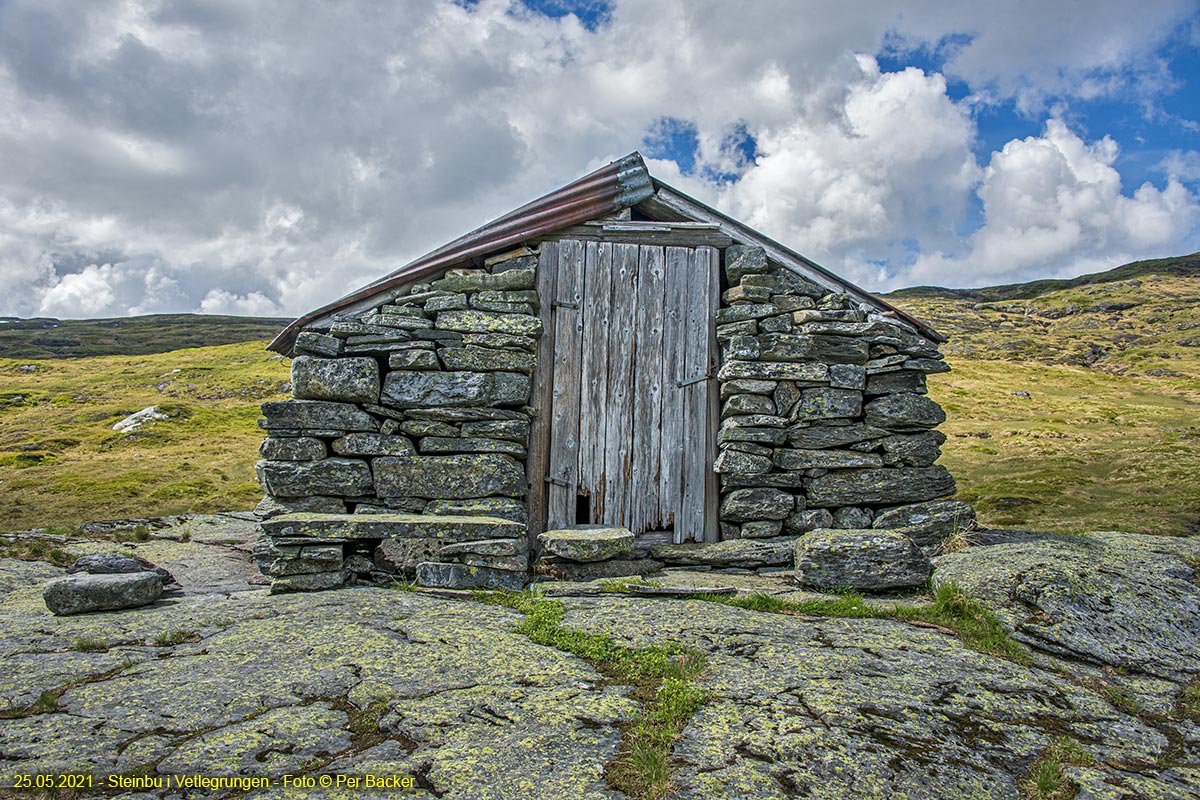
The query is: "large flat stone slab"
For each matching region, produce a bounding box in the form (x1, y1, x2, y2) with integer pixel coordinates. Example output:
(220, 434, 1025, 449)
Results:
(381, 370, 531, 409)
(415, 561, 527, 590)
(650, 537, 800, 569)
(259, 400, 379, 432)
(256, 458, 373, 498)
(261, 512, 525, 543)
(806, 465, 956, 507)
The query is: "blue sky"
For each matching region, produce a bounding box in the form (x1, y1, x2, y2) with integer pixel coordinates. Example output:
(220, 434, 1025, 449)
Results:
(0, 0, 1197, 317)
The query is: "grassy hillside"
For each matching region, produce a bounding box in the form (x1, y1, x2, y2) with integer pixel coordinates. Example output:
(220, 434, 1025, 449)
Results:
(885, 253, 1200, 536)
(0, 342, 290, 530)
(0, 254, 1197, 535)
(0, 313, 288, 359)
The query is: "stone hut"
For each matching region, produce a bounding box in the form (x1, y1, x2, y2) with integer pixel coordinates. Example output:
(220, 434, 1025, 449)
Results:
(254, 153, 968, 592)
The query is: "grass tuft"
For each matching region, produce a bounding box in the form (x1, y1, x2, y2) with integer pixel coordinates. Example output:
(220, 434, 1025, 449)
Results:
(1020, 736, 1094, 800)
(73, 637, 109, 653)
(152, 629, 200, 647)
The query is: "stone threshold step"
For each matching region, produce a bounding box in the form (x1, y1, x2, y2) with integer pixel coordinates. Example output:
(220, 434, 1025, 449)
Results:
(261, 512, 525, 543)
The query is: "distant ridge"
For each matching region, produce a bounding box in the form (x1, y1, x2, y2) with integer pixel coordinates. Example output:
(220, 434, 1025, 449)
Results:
(883, 253, 1200, 302)
(0, 313, 289, 359)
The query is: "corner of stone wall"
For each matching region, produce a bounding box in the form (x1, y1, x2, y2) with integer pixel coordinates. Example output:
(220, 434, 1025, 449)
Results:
(713, 244, 973, 554)
(253, 248, 542, 585)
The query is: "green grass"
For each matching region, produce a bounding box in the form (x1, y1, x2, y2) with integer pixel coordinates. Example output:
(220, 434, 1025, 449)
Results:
(152, 629, 200, 647)
(0, 313, 288, 359)
(1020, 736, 1094, 800)
(688, 582, 1029, 663)
(72, 637, 109, 653)
(477, 590, 708, 800)
(1178, 677, 1200, 721)
(0, 340, 289, 531)
(0, 537, 75, 566)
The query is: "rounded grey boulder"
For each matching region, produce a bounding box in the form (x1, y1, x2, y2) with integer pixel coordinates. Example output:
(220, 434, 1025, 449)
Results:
(43, 572, 163, 616)
(67, 553, 176, 586)
(795, 528, 932, 591)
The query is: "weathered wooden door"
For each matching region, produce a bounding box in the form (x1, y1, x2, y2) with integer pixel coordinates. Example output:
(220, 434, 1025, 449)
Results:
(533, 238, 719, 543)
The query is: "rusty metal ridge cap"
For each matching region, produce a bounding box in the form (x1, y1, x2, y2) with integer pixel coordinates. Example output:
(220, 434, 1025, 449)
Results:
(268, 152, 654, 354)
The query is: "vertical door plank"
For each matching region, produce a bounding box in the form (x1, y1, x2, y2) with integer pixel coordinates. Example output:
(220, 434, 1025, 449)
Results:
(602, 243, 639, 527)
(631, 245, 666, 532)
(577, 241, 612, 521)
(526, 244, 559, 542)
(701, 246, 721, 542)
(659, 246, 687, 534)
(546, 240, 584, 530)
(679, 247, 711, 542)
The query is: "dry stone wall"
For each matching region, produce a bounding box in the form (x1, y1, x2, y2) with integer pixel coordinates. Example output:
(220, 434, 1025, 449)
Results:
(714, 244, 971, 559)
(254, 254, 541, 590)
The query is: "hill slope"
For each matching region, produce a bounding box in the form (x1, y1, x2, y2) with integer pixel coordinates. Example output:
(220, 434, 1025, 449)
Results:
(0, 313, 288, 359)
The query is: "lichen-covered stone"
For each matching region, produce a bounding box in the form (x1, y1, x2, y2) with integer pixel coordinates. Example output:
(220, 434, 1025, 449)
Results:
(372, 538, 441, 576)
(739, 520, 784, 538)
(415, 561, 526, 590)
(254, 494, 346, 519)
(290, 356, 380, 404)
(331, 433, 417, 456)
(724, 245, 768, 283)
(807, 466, 955, 507)
(828, 363, 867, 389)
(873, 499, 975, 548)
(721, 471, 806, 490)
(294, 331, 342, 357)
(783, 507, 834, 533)
(865, 370, 928, 395)
(720, 378, 776, 397)
(795, 387, 863, 420)
(43, 572, 163, 616)
(758, 333, 869, 365)
(256, 458, 373, 498)
(439, 346, 535, 374)
(66, 554, 174, 586)
(260, 543, 344, 576)
(719, 488, 795, 522)
(380, 370, 531, 408)
(425, 497, 529, 524)
(461, 332, 538, 352)
(539, 527, 633, 563)
(262, 512, 525, 542)
(795, 528, 931, 590)
(435, 310, 543, 337)
(460, 419, 530, 443)
(260, 400, 378, 432)
(533, 557, 665, 581)
(439, 538, 528, 557)
(773, 448, 884, 470)
(429, 267, 535, 293)
(374, 454, 526, 499)
(269, 570, 348, 594)
(786, 422, 887, 449)
(717, 425, 788, 446)
(651, 537, 800, 569)
(715, 304, 780, 324)
(875, 430, 947, 467)
(833, 506, 874, 529)
(419, 436, 526, 457)
(863, 393, 947, 430)
(742, 269, 824, 297)
(387, 349, 440, 370)
(259, 436, 326, 462)
(713, 449, 773, 475)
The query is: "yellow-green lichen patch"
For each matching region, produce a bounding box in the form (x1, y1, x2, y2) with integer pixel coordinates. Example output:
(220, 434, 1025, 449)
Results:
(157, 702, 353, 778)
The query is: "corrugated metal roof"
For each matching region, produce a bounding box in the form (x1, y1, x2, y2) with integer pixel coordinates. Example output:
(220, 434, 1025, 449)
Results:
(269, 150, 943, 353)
(268, 153, 654, 353)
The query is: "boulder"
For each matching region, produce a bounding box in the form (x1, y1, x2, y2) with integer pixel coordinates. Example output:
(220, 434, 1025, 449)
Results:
(380, 371, 531, 409)
(44, 572, 163, 616)
(374, 454, 526, 499)
(873, 500, 976, 549)
(806, 466, 956, 507)
(415, 562, 526, 591)
(719, 488, 795, 522)
(290, 356, 380, 404)
(256, 458, 373, 498)
(260, 400, 378, 433)
(67, 553, 175, 586)
(538, 527, 633, 562)
(795, 529, 932, 591)
(862, 393, 946, 430)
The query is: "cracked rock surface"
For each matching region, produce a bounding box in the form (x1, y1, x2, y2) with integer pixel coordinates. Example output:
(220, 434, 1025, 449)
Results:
(0, 516, 1197, 799)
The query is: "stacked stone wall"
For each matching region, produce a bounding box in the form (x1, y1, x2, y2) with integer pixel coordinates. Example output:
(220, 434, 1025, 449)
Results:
(714, 245, 968, 552)
(254, 252, 541, 586)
